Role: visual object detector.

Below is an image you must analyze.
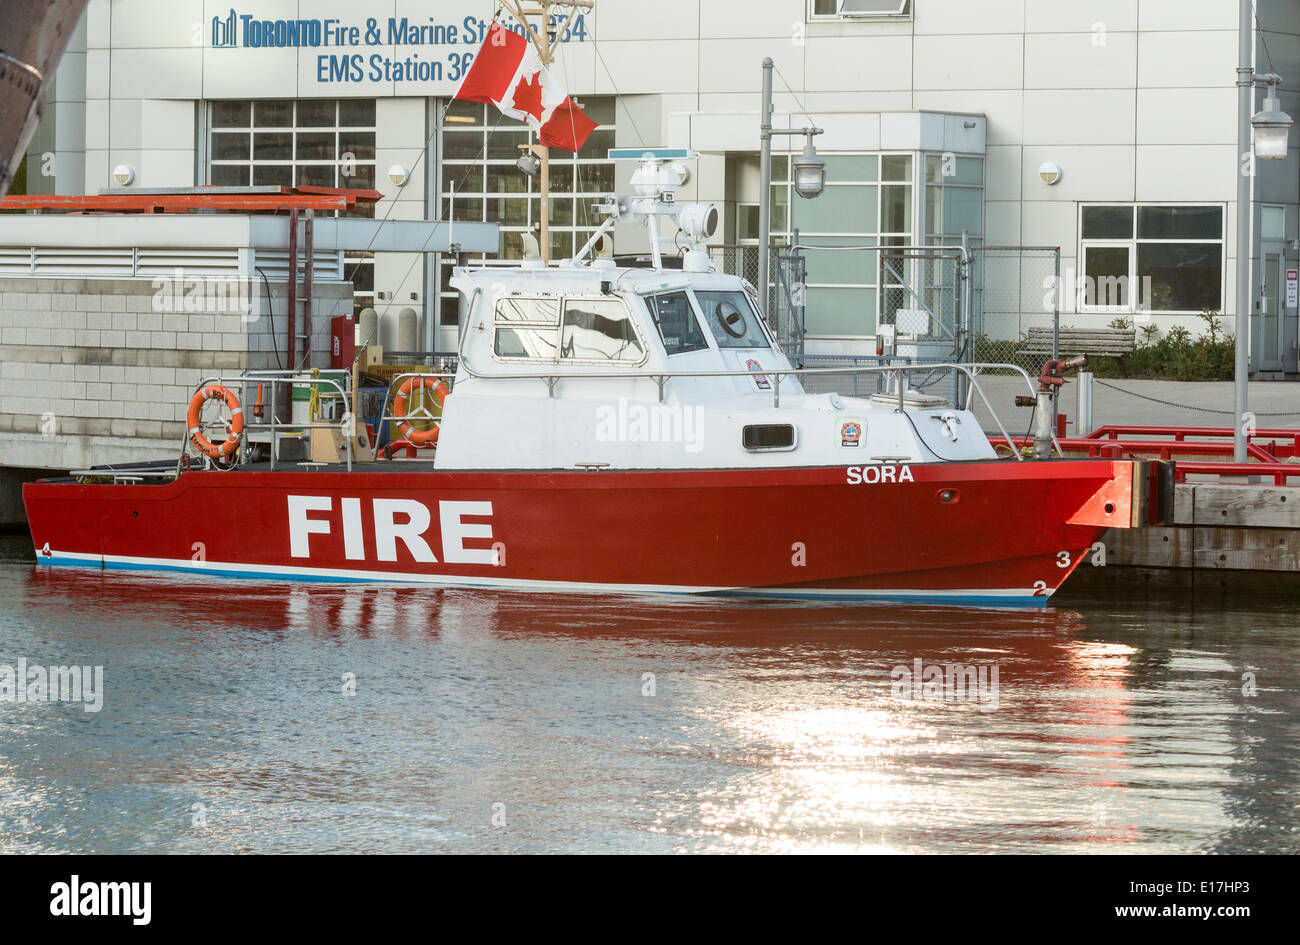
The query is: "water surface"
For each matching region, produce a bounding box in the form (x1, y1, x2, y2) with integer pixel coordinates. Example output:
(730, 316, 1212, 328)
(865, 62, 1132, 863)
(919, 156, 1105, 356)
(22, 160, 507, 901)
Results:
(1, 535, 1295, 853)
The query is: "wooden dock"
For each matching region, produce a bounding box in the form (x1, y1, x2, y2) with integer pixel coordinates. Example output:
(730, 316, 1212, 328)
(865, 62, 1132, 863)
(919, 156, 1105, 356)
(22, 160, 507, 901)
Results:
(1078, 481, 1300, 593)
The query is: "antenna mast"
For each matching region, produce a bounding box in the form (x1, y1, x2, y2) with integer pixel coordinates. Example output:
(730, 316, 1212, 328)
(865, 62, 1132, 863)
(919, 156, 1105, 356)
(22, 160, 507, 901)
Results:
(497, 0, 595, 263)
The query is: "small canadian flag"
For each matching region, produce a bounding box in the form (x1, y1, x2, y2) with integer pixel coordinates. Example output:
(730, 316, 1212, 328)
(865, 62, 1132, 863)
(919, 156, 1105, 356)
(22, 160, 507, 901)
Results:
(454, 22, 597, 153)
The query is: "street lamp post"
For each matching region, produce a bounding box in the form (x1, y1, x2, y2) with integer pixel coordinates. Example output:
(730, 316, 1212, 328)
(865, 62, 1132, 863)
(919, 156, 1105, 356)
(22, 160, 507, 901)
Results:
(1234, 0, 1293, 462)
(757, 58, 825, 320)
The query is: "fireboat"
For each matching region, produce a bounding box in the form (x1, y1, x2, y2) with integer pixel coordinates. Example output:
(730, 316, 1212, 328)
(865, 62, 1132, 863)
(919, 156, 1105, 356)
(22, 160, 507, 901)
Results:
(23, 151, 1161, 606)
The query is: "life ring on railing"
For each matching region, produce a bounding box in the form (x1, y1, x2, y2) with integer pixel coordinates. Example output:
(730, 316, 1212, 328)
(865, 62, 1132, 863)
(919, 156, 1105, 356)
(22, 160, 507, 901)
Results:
(392, 376, 450, 447)
(187, 385, 245, 459)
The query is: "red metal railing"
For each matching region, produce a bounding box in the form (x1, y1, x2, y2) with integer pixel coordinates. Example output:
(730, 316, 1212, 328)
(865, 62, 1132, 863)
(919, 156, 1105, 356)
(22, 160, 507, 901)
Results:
(989, 424, 1300, 485)
(997, 436, 1280, 463)
(1082, 424, 1298, 459)
(1169, 462, 1300, 486)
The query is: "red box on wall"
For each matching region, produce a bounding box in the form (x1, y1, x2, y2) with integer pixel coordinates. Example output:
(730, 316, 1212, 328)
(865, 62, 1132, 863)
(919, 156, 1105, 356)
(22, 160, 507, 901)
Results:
(330, 313, 355, 370)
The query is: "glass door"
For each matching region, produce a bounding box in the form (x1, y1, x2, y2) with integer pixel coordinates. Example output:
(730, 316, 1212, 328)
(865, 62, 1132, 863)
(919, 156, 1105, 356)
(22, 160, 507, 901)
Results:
(1260, 247, 1283, 372)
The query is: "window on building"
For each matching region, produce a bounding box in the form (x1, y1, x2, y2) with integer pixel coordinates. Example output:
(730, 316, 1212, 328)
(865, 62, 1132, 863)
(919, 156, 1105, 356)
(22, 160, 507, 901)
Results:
(924, 154, 983, 242)
(771, 152, 913, 336)
(810, 0, 911, 19)
(438, 97, 616, 329)
(209, 99, 376, 202)
(736, 204, 760, 243)
(1079, 205, 1224, 313)
(209, 99, 378, 317)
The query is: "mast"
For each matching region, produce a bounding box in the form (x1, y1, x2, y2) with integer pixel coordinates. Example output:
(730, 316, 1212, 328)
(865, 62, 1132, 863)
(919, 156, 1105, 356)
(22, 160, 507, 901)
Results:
(497, 1, 595, 264)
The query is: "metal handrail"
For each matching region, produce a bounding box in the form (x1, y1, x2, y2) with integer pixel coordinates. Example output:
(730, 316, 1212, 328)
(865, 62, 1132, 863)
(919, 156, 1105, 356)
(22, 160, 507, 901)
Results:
(180, 372, 355, 473)
(454, 355, 1048, 460)
(371, 371, 457, 460)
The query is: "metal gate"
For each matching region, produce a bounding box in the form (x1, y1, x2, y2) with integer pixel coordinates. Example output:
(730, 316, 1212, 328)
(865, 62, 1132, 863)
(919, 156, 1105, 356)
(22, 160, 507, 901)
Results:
(968, 246, 1061, 367)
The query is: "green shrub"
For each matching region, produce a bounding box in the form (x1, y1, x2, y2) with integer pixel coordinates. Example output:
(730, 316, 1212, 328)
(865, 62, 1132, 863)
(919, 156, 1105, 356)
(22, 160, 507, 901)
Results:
(1090, 310, 1234, 381)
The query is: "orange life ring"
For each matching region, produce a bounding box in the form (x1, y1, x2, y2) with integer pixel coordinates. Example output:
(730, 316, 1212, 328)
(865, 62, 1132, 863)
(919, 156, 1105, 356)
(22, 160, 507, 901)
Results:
(186, 385, 245, 459)
(392, 376, 449, 447)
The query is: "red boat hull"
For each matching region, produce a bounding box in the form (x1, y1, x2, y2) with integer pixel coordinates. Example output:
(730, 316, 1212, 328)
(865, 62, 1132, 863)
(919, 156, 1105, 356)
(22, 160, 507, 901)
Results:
(22, 459, 1140, 607)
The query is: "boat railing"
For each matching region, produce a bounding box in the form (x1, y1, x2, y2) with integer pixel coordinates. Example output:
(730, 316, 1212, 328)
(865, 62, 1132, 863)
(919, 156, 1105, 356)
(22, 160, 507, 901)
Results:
(173, 362, 1051, 474)
(370, 371, 458, 461)
(448, 357, 1052, 461)
(181, 370, 356, 473)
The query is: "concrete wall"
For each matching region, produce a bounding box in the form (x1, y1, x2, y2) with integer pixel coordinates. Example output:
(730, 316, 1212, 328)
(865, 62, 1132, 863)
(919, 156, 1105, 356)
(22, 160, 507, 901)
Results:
(0, 276, 347, 480)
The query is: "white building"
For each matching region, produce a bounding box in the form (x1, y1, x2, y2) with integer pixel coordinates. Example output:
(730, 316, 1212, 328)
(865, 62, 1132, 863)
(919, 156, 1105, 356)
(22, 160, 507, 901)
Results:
(18, 0, 1300, 375)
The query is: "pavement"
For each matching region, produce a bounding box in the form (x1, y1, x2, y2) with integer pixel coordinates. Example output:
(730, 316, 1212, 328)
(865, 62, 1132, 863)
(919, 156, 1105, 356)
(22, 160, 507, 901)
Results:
(968, 376, 1300, 436)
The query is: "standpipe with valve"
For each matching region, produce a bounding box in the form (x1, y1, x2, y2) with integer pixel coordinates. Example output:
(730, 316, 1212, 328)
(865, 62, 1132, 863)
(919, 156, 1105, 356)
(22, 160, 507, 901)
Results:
(1014, 355, 1088, 459)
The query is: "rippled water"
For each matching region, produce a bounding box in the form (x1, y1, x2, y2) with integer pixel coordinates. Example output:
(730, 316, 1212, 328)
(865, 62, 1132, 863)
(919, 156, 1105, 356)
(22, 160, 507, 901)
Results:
(1, 534, 1296, 854)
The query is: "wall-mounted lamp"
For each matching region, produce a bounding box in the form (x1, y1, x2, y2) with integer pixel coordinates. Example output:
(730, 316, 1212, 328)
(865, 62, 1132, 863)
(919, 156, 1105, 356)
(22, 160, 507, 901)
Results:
(112, 163, 135, 186)
(387, 164, 411, 186)
(1038, 161, 1063, 185)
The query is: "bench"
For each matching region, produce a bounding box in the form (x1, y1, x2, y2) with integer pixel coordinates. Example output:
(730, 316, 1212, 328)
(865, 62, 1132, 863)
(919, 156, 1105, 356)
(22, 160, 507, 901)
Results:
(1022, 326, 1137, 377)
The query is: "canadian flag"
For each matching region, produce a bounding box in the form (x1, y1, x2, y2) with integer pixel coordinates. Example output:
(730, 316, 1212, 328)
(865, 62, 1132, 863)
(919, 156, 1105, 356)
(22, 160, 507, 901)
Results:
(454, 22, 597, 153)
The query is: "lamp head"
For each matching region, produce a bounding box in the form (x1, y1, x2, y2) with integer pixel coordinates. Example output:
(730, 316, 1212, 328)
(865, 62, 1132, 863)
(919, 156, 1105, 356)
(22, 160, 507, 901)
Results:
(1252, 88, 1293, 161)
(791, 136, 826, 199)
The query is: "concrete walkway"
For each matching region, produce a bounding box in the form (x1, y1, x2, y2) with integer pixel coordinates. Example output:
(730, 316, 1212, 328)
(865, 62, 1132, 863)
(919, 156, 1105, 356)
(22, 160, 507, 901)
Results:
(970, 376, 1300, 435)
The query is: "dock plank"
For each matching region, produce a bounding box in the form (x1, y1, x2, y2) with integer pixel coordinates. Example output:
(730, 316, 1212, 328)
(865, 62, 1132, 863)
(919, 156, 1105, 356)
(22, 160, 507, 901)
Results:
(1102, 526, 1195, 568)
(1192, 485, 1300, 528)
(1193, 526, 1300, 571)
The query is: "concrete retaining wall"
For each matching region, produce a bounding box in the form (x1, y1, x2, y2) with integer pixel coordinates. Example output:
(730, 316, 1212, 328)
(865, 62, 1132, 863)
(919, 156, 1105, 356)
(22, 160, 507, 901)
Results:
(0, 275, 351, 522)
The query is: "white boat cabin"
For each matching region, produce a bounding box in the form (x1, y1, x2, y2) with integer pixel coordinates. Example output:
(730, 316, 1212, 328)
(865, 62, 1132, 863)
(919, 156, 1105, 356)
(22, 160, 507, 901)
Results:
(430, 152, 996, 472)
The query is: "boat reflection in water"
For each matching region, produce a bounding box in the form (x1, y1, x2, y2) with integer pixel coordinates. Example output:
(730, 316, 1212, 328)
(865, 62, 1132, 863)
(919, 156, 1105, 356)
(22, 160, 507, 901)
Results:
(6, 552, 1298, 854)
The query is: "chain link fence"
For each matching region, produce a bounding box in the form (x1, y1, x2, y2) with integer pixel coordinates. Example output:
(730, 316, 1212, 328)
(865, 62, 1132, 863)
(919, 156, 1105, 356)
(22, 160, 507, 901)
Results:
(969, 246, 1061, 370)
(709, 243, 803, 357)
(707, 241, 1063, 407)
(707, 244, 763, 289)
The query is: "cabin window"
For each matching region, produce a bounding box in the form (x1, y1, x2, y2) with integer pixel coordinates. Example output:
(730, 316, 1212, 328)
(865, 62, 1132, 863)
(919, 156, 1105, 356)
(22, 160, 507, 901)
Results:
(493, 297, 559, 359)
(648, 291, 708, 355)
(560, 298, 644, 362)
(742, 424, 796, 451)
(696, 290, 771, 349)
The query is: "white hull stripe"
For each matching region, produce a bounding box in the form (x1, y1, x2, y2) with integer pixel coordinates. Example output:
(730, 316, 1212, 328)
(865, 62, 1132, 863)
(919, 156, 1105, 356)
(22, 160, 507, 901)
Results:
(36, 550, 1049, 608)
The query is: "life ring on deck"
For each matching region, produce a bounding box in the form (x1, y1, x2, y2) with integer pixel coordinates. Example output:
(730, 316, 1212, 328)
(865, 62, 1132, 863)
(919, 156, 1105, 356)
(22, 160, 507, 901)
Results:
(392, 376, 449, 447)
(186, 385, 245, 459)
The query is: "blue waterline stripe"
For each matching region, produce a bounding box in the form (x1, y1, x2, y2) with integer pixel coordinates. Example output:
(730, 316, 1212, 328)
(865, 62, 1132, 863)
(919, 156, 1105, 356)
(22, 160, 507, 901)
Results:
(34, 554, 1048, 609)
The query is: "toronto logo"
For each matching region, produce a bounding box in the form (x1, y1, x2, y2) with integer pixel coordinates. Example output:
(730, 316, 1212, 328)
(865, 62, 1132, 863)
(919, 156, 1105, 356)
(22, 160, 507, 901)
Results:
(211, 9, 237, 47)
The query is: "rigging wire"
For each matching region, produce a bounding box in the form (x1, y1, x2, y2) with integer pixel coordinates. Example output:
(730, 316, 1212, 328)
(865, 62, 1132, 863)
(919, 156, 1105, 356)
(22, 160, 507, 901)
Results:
(255, 265, 284, 371)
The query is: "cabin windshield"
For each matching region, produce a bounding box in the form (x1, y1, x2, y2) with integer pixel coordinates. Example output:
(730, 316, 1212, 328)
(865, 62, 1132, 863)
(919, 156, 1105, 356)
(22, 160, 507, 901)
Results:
(647, 291, 708, 355)
(695, 289, 771, 349)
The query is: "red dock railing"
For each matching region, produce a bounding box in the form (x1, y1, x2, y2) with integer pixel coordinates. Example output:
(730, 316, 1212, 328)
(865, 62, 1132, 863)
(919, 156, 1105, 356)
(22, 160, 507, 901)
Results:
(989, 425, 1300, 485)
(1083, 424, 1299, 459)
